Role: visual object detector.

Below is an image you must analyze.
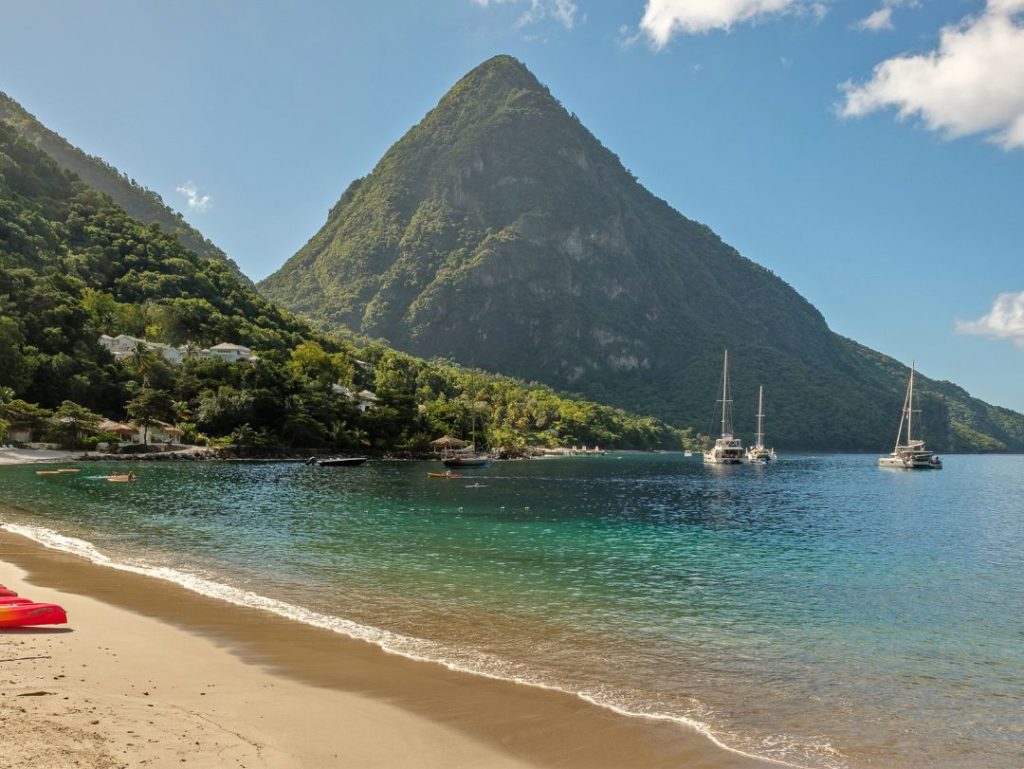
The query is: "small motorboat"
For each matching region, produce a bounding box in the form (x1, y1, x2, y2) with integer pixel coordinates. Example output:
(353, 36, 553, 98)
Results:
(35, 470, 63, 476)
(0, 602, 68, 628)
(106, 472, 135, 483)
(307, 457, 368, 467)
(441, 454, 491, 468)
(56, 468, 80, 473)
(427, 471, 463, 479)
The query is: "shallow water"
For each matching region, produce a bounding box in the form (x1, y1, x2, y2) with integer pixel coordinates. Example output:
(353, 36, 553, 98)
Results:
(1, 453, 1021, 768)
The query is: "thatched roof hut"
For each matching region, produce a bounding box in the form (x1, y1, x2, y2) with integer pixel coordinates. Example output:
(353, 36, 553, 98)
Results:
(430, 435, 468, 451)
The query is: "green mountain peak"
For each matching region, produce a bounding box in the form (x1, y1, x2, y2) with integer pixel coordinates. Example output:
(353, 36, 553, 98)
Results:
(259, 58, 1024, 451)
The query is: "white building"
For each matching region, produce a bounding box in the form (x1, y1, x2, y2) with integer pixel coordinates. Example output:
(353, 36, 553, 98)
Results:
(204, 343, 254, 363)
(147, 342, 183, 365)
(99, 335, 254, 366)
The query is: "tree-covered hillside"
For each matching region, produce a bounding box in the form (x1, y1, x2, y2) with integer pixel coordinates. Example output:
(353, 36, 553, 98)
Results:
(260, 55, 1024, 452)
(0, 90, 251, 286)
(0, 120, 682, 452)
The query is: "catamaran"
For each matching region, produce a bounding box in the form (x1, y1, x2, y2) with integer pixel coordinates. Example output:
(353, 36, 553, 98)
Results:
(745, 385, 776, 462)
(879, 362, 942, 470)
(704, 350, 748, 465)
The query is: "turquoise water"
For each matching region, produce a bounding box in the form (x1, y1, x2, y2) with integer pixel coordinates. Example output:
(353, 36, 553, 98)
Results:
(1, 454, 1022, 768)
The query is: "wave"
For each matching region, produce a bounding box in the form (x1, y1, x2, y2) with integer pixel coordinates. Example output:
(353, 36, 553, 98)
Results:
(1, 520, 840, 769)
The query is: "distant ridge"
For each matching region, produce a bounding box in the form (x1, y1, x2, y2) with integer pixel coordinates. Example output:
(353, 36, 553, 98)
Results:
(0, 90, 251, 287)
(256, 55, 1023, 451)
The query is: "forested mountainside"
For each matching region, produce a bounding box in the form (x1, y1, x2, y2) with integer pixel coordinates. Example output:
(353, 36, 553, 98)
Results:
(0, 120, 682, 451)
(260, 55, 1024, 452)
(0, 90, 251, 286)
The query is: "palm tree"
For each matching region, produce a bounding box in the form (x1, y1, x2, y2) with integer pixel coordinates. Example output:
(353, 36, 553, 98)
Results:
(126, 343, 160, 387)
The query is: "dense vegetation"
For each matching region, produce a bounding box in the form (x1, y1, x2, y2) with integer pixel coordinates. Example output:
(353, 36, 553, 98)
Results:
(261, 55, 1024, 452)
(0, 90, 250, 286)
(0, 121, 683, 452)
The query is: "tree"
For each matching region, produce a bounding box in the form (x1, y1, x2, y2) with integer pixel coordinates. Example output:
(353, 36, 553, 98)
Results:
(126, 388, 173, 445)
(125, 342, 161, 386)
(49, 400, 102, 449)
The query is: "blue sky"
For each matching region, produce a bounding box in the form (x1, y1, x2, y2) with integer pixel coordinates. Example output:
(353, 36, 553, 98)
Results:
(2, 1, 1022, 413)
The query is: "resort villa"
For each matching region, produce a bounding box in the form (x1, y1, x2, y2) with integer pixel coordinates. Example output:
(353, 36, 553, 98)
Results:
(98, 335, 256, 364)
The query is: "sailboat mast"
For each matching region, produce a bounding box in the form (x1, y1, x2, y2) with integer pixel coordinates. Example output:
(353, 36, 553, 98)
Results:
(907, 362, 915, 445)
(894, 373, 910, 451)
(756, 385, 764, 449)
(721, 350, 729, 437)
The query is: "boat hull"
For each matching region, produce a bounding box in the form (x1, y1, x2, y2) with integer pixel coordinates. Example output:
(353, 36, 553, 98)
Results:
(442, 456, 491, 468)
(0, 602, 68, 628)
(315, 457, 368, 467)
(879, 455, 942, 470)
(704, 456, 747, 465)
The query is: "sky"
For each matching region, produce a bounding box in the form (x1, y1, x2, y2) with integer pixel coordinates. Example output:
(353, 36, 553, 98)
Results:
(1, 0, 1022, 412)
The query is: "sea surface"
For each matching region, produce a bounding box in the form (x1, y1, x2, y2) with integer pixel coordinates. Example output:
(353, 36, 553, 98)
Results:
(1, 453, 1021, 768)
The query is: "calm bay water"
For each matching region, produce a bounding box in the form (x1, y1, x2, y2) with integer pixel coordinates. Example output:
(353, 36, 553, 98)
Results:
(1, 453, 1022, 768)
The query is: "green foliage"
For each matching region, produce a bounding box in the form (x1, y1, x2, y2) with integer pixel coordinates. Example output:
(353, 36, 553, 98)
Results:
(47, 400, 103, 449)
(259, 55, 1024, 452)
(0, 90, 250, 285)
(126, 387, 174, 445)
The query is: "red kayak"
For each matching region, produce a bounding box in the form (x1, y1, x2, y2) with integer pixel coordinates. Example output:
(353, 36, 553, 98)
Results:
(0, 602, 68, 628)
(0, 596, 33, 606)
(0, 588, 17, 597)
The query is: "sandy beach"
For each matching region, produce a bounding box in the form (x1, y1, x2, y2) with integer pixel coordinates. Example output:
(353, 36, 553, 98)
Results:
(0, 528, 773, 769)
(0, 447, 85, 466)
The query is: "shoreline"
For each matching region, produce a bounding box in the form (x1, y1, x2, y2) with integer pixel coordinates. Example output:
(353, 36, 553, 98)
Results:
(1, 526, 774, 769)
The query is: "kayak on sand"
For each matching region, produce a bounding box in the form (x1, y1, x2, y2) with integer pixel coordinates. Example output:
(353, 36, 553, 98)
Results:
(0, 602, 68, 628)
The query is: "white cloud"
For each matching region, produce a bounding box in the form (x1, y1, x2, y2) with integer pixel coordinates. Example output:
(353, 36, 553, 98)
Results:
(956, 291, 1024, 347)
(473, 0, 578, 30)
(840, 0, 1024, 149)
(520, 0, 578, 29)
(854, 7, 894, 31)
(176, 181, 212, 213)
(638, 0, 816, 45)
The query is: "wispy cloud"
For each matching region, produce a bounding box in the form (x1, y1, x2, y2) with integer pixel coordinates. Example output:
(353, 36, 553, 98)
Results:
(853, 1, 919, 33)
(473, 0, 578, 31)
(176, 181, 212, 213)
(957, 291, 1024, 347)
(854, 7, 893, 31)
(638, 0, 822, 47)
(839, 0, 1024, 150)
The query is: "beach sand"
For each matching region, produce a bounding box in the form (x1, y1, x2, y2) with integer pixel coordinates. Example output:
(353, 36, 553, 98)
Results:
(0, 529, 773, 769)
(0, 448, 84, 466)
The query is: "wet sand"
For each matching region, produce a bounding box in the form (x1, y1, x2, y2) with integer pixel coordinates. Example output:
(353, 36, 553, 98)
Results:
(0, 528, 773, 768)
(0, 447, 84, 465)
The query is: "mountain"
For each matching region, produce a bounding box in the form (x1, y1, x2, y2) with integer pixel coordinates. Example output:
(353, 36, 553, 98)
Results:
(0, 119, 681, 451)
(0, 90, 251, 286)
(260, 55, 1024, 452)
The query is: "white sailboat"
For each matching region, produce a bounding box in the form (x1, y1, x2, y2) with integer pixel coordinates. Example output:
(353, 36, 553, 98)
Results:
(704, 350, 748, 465)
(879, 362, 942, 470)
(746, 385, 776, 463)
(443, 382, 491, 468)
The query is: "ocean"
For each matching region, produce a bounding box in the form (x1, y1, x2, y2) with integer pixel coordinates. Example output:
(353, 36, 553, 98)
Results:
(1, 453, 1021, 768)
